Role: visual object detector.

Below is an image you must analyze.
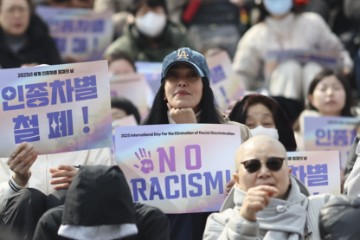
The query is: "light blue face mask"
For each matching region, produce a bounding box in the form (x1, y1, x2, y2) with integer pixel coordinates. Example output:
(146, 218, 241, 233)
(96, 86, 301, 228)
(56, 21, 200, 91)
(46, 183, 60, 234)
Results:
(263, 0, 293, 16)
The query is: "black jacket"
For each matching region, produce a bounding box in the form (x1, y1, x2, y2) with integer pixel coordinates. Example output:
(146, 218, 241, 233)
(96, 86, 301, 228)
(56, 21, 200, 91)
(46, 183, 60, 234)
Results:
(33, 165, 170, 240)
(0, 14, 62, 68)
(32, 203, 170, 240)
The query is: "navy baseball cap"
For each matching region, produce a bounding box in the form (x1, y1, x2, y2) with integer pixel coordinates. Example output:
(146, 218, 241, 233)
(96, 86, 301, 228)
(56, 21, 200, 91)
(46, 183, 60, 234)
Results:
(161, 47, 210, 83)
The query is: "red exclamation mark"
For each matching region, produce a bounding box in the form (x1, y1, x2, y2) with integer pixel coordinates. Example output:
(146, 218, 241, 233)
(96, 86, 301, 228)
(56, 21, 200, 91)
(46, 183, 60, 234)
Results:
(82, 106, 90, 133)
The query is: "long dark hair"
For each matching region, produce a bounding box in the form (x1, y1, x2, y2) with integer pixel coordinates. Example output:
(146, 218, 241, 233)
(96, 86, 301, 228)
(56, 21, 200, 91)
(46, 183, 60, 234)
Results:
(143, 77, 223, 124)
(307, 69, 353, 117)
(229, 94, 297, 151)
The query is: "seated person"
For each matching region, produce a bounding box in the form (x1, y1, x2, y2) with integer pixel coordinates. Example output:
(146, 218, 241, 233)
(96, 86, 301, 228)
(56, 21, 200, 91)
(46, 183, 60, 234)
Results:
(0, 0, 62, 68)
(294, 69, 355, 151)
(202, 135, 360, 239)
(0, 143, 45, 240)
(33, 165, 170, 240)
(0, 147, 112, 196)
(0, 142, 112, 240)
(232, 0, 352, 101)
(104, 0, 191, 62)
(229, 94, 297, 151)
(143, 47, 251, 239)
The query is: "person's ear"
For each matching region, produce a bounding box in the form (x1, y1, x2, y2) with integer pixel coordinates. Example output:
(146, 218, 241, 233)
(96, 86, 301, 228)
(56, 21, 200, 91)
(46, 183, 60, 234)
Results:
(163, 89, 167, 101)
(233, 172, 240, 185)
(307, 94, 313, 105)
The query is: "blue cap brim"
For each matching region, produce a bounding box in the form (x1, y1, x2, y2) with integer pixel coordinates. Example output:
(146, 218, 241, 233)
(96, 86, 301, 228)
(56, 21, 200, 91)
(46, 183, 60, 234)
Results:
(161, 60, 205, 82)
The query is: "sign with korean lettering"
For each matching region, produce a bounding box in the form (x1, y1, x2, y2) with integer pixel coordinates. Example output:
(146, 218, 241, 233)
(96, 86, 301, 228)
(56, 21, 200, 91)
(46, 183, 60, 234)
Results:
(206, 50, 244, 111)
(114, 124, 241, 214)
(135, 61, 162, 95)
(0, 61, 112, 157)
(36, 6, 113, 62)
(304, 116, 359, 168)
(110, 73, 151, 120)
(266, 50, 340, 69)
(288, 151, 341, 195)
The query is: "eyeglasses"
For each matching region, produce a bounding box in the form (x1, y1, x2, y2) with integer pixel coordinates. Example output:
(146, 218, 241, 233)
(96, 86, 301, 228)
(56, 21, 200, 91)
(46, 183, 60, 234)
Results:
(241, 157, 285, 173)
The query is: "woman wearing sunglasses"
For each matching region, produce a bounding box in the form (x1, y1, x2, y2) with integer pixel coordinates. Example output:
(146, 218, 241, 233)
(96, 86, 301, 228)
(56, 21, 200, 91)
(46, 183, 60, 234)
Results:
(203, 135, 358, 240)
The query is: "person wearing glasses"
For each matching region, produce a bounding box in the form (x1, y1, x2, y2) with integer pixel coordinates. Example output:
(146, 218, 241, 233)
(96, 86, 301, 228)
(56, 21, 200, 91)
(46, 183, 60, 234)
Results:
(203, 135, 360, 240)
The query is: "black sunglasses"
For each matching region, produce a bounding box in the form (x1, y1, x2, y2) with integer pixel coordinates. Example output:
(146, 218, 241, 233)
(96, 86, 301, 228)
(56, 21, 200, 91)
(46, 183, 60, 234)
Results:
(241, 157, 285, 173)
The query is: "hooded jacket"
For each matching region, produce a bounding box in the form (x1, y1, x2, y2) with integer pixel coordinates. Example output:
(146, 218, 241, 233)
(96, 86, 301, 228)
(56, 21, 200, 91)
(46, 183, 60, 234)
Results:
(58, 165, 138, 240)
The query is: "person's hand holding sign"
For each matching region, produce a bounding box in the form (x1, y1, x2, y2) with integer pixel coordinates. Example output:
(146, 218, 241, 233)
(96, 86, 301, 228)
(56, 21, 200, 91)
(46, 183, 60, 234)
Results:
(7, 142, 38, 187)
(50, 165, 79, 190)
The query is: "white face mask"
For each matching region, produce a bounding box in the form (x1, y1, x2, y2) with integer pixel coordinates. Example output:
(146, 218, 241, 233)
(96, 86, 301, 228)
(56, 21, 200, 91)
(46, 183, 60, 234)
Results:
(250, 125, 279, 140)
(263, 0, 293, 16)
(135, 11, 166, 37)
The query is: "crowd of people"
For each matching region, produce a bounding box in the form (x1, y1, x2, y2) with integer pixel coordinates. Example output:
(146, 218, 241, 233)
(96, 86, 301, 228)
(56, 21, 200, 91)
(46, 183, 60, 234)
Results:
(1, 0, 360, 239)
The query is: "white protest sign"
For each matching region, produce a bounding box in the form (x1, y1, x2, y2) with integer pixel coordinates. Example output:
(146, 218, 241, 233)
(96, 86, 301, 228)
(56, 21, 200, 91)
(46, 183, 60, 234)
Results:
(288, 151, 341, 195)
(36, 6, 113, 62)
(0, 61, 112, 156)
(206, 50, 244, 111)
(304, 116, 360, 168)
(115, 124, 241, 214)
(110, 73, 151, 120)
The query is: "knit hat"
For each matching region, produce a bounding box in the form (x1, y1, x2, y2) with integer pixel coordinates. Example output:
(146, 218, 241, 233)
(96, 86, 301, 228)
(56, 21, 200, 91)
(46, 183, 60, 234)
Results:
(58, 165, 138, 240)
(161, 47, 210, 84)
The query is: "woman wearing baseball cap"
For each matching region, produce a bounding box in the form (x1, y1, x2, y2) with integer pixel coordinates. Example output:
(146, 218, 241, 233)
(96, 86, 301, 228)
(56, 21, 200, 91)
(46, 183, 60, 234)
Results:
(144, 47, 251, 240)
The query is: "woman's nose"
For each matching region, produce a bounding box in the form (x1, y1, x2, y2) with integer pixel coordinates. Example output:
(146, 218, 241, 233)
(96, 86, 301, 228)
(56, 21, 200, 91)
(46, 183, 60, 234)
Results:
(178, 80, 187, 87)
(326, 87, 334, 95)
